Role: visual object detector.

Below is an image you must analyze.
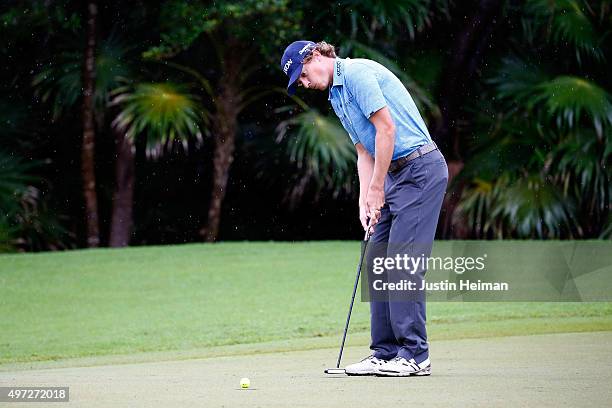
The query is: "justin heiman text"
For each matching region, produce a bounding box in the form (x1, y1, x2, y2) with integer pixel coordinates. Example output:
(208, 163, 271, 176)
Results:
(372, 279, 509, 291)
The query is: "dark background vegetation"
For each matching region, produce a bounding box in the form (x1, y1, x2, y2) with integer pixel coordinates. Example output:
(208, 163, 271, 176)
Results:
(1, 0, 610, 251)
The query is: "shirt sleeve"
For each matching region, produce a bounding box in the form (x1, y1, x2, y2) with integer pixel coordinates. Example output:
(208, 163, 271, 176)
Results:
(345, 65, 387, 119)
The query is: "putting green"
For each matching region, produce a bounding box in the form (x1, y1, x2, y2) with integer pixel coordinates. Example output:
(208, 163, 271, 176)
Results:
(1, 331, 611, 407)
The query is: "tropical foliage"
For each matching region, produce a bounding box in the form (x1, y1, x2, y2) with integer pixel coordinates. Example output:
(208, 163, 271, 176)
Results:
(111, 82, 204, 157)
(457, 1, 611, 238)
(0, 0, 609, 251)
(0, 151, 71, 251)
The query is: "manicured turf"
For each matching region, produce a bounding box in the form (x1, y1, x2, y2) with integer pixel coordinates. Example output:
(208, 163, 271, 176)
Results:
(4, 333, 611, 407)
(1, 241, 611, 365)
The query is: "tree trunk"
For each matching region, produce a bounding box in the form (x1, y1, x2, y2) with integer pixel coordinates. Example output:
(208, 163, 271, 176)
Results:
(109, 129, 135, 247)
(433, 0, 503, 238)
(200, 50, 243, 242)
(81, 1, 100, 247)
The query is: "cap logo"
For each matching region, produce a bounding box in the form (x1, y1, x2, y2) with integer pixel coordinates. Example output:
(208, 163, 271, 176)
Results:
(298, 44, 311, 55)
(283, 59, 293, 74)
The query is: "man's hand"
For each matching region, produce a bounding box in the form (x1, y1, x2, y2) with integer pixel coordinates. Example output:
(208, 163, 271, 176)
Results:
(366, 184, 385, 226)
(359, 203, 369, 231)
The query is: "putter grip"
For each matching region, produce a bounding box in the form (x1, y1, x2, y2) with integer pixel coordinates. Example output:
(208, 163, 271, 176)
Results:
(364, 219, 374, 241)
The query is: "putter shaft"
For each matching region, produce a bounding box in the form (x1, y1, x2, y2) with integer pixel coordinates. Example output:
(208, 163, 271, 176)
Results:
(334, 221, 373, 369)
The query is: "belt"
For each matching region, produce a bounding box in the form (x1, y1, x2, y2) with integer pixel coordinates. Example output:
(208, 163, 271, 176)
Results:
(388, 142, 438, 173)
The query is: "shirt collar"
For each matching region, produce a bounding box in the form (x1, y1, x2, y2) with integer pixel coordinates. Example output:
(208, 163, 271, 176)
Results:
(328, 57, 347, 101)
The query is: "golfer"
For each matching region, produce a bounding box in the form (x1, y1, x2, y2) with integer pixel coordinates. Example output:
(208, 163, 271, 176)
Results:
(281, 40, 448, 376)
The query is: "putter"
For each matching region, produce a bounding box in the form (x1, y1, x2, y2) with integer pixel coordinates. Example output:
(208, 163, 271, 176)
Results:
(325, 219, 373, 375)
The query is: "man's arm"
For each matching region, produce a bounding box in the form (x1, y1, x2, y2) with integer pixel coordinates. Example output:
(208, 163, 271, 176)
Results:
(365, 106, 395, 225)
(356, 142, 374, 230)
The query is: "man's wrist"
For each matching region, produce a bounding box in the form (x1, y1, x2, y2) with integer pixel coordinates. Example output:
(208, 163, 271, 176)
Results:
(369, 180, 384, 192)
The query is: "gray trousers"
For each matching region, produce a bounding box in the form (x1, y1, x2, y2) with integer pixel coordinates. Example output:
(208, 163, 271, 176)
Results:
(369, 148, 448, 363)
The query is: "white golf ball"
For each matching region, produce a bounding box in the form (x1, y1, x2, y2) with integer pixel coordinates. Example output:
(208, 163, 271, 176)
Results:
(240, 377, 250, 389)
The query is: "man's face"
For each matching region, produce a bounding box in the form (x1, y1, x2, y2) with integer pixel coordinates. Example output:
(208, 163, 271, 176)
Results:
(297, 52, 330, 91)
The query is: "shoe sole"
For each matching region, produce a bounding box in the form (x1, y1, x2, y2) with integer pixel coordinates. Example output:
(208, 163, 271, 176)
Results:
(376, 365, 431, 377)
(345, 370, 379, 376)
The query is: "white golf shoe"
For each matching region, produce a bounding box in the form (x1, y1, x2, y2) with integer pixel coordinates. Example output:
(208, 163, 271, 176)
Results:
(344, 355, 387, 376)
(377, 356, 431, 376)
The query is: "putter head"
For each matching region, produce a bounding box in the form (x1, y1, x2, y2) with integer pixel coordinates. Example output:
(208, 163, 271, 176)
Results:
(324, 368, 346, 375)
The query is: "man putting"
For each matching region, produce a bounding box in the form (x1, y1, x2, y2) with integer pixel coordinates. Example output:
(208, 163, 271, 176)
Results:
(280, 40, 448, 376)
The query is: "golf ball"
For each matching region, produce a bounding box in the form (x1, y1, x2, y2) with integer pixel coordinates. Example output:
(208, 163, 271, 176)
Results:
(240, 377, 250, 389)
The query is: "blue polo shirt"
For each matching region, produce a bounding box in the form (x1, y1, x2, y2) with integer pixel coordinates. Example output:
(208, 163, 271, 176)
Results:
(328, 57, 432, 160)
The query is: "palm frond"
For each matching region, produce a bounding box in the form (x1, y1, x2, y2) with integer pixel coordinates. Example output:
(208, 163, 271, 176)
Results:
(489, 57, 612, 136)
(488, 56, 549, 105)
(534, 76, 612, 137)
(32, 49, 81, 120)
(342, 40, 439, 116)
(0, 150, 38, 214)
(110, 82, 206, 158)
(455, 115, 544, 183)
(276, 109, 357, 201)
(340, 0, 449, 39)
(551, 130, 611, 231)
(32, 36, 132, 119)
(524, 0, 605, 63)
(496, 176, 576, 238)
(458, 174, 578, 238)
(0, 152, 70, 252)
(455, 178, 498, 238)
(11, 186, 74, 251)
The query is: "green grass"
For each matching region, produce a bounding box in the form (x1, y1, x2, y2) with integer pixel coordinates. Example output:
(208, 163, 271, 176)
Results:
(1, 241, 611, 365)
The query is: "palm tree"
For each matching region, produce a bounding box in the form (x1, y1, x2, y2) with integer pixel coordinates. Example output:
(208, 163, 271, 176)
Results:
(144, 0, 299, 241)
(34, 31, 137, 246)
(109, 82, 205, 246)
(33, 12, 139, 248)
(81, 1, 100, 247)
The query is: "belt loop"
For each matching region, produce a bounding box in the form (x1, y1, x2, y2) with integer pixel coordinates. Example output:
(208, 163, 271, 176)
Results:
(417, 147, 423, 157)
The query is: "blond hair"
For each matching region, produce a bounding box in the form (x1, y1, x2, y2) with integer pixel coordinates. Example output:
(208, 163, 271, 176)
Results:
(302, 41, 337, 63)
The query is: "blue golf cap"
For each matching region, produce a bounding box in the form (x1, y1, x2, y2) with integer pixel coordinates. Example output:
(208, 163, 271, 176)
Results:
(280, 40, 316, 95)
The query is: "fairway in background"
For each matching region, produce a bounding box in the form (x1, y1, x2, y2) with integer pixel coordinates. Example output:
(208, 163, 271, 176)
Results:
(1, 242, 611, 365)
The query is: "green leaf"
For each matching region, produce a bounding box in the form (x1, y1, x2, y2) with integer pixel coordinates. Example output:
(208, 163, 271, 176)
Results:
(110, 82, 206, 158)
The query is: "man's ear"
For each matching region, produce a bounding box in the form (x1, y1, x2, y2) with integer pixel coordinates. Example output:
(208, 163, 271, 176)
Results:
(311, 50, 321, 58)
